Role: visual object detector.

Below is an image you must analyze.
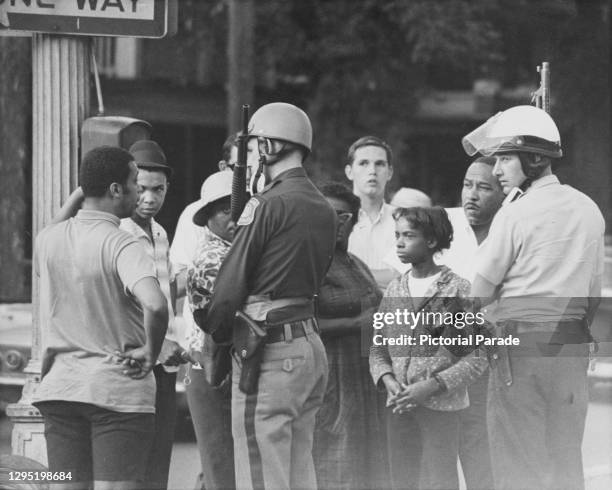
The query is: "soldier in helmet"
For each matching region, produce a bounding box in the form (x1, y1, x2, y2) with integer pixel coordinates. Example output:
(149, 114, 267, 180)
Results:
(195, 102, 336, 490)
(464, 105, 604, 490)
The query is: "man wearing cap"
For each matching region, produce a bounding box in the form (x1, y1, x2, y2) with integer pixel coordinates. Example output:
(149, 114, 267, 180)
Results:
(195, 102, 336, 490)
(183, 170, 237, 490)
(465, 105, 604, 490)
(345, 135, 399, 289)
(52, 140, 186, 490)
(120, 140, 187, 490)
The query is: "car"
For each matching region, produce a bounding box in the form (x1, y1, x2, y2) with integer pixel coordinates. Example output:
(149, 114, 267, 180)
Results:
(0, 303, 32, 412)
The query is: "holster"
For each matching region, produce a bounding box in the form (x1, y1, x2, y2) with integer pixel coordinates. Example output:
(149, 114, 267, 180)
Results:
(208, 343, 233, 388)
(233, 311, 268, 394)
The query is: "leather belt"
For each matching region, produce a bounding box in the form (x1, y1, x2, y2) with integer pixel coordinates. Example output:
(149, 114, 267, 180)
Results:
(503, 319, 589, 336)
(263, 318, 318, 344)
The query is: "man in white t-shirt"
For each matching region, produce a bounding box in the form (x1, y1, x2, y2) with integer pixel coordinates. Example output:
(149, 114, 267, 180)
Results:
(345, 135, 397, 289)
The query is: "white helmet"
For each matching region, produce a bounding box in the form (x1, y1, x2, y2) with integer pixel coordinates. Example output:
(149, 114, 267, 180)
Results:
(462, 105, 562, 159)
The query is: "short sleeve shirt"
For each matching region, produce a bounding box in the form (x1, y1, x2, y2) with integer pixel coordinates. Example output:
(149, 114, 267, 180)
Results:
(121, 217, 178, 371)
(33, 210, 158, 413)
(475, 175, 605, 322)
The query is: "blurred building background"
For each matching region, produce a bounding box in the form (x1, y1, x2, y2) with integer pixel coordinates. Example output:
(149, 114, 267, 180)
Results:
(0, 0, 610, 303)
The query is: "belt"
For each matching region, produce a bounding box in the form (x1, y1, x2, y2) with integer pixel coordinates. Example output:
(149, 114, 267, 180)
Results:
(244, 296, 313, 322)
(263, 318, 318, 344)
(503, 319, 587, 335)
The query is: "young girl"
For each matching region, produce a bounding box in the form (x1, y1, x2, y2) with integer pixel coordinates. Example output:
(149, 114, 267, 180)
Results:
(369, 207, 487, 490)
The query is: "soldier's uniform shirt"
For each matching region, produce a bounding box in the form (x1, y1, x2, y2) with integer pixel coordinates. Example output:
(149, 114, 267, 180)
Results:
(203, 166, 336, 490)
(476, 174, 604, 322)
(205, 166, 336, 341)
(474, 173, 604, 490)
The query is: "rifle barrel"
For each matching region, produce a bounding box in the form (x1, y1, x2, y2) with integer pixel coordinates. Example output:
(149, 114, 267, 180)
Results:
(231, 104, 250, 222)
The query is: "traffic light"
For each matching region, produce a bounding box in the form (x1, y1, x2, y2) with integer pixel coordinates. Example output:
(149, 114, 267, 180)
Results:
(81, 116, 152, 159)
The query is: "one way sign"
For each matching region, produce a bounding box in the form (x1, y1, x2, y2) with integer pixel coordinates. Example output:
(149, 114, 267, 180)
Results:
(0, 0, 177, 38)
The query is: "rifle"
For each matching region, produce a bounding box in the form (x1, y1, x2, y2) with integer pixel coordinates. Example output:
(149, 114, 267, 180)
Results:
(531, 61, 550, 113)
(231, 104, 250, 222)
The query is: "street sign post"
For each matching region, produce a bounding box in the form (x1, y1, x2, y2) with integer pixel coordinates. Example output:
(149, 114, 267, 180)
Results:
(0, 0, 177, 38)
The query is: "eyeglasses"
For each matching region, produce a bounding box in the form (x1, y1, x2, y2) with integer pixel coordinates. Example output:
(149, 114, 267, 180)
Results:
(335, 211, 353, 223)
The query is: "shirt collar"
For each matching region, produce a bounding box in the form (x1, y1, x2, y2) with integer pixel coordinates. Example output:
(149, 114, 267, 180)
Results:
(272, 167, 307, 183)
(76, 209, 120, 226)
(358, 202, 391, 224)
(204, 226, 232, 247)
(122, 217, 160, 241)
(527, 174, 560, 192)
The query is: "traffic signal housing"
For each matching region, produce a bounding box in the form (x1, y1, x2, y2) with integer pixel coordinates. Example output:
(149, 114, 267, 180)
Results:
(81, 116, 152, 158)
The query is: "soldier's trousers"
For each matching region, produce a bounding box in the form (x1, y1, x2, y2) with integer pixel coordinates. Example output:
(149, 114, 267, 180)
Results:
(231, 329, 328, 490)
(487, 341, 589, 490)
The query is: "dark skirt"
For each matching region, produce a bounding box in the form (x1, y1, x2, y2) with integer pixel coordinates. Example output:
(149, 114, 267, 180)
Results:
(313, 332, 390, 490)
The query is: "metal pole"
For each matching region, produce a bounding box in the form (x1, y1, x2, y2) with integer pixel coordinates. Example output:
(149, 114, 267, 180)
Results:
(7, 33, 90, 464)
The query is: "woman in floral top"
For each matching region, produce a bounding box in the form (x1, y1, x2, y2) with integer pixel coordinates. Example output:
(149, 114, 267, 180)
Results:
(183, 171, 236, 490)
(369, 207, 488, 490)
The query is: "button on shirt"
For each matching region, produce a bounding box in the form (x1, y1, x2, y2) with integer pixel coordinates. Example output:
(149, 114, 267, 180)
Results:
(475, 174, 605, 322)
(348, 203, 396, 271)
(121, 217, 178, 372)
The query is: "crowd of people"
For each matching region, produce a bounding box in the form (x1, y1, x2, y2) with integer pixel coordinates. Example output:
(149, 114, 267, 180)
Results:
(32, 102, 604, 490)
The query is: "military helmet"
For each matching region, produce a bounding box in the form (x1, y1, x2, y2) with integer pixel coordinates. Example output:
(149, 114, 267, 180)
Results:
(462, 105, 562, 159)
(249, 102, 312, 153)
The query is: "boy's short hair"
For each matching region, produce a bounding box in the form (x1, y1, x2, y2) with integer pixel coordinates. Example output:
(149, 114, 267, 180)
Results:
(347, 135, 393, 167)
(392, 206, 453, 252)
(79, 146, 134, 198)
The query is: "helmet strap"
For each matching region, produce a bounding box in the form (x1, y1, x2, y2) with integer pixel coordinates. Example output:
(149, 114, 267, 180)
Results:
(518, 152, 549, 191)
(257, 138, 292, 166)
(251, 156, 265, 194)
